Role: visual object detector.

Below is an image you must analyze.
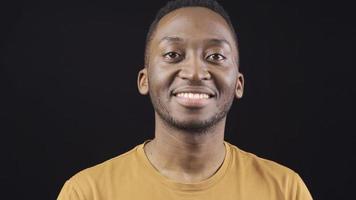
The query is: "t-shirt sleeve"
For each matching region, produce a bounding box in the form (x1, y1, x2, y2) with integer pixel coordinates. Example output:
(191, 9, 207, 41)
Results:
(289, 172, 313, 200)
(57, 178, 86, 200)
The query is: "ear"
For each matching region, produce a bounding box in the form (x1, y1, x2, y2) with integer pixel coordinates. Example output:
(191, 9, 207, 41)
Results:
(137, 68, 149, 95)
(235, 72, 244, 99)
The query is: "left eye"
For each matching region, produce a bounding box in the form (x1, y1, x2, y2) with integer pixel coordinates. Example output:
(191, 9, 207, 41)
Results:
(206, 53, 226, 62)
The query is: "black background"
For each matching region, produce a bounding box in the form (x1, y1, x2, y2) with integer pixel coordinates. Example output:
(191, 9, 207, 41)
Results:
(1, 0, 355, 199)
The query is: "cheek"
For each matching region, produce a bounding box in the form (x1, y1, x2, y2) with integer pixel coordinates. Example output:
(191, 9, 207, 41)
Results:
(214, 68, 238, 93)
(149, 58, 179, 85)
(147, 64, 177, 97)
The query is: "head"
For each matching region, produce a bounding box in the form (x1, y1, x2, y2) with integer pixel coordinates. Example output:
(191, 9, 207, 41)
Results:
(144, 0, 239, 68)
(137, 0, 244, 133)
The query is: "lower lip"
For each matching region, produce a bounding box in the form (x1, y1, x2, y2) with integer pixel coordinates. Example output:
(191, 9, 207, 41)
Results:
(173, 96, 212, 108)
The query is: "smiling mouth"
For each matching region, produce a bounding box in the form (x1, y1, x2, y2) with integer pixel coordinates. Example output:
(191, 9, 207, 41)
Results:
(172, 90, 215, 108)
(172, 86, 216, 99)
(175, 92, 211, 99)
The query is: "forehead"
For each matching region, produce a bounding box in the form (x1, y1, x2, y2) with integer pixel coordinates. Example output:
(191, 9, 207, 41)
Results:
(152, 7, 236, 49)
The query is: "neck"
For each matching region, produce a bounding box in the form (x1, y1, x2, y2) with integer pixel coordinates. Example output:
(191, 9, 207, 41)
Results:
(144, 114, 226, 183)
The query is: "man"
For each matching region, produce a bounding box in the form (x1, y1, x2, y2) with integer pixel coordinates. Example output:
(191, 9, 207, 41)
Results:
(58, 0, 313, 199)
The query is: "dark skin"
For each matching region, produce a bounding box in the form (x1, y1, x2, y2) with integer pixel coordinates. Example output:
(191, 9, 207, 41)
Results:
(137, 7, 244, 183)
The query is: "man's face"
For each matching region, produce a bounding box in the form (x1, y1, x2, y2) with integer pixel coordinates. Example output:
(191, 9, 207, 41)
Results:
(138, 7, 244, 132)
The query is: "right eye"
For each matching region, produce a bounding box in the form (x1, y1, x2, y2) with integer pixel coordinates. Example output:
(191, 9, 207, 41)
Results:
(163, 52, 182, 62)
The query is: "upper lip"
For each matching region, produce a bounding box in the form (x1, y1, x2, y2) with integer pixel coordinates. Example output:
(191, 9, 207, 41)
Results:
(172, 86, 216, 97)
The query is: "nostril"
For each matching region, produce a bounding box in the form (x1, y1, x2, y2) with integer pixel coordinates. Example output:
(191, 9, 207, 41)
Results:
(201, 70, 212, 80)
(177, 65, 211, 81)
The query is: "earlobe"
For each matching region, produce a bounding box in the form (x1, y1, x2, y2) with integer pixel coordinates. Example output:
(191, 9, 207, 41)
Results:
(235, 72, 244, 99)
(137, 68, 149, 95)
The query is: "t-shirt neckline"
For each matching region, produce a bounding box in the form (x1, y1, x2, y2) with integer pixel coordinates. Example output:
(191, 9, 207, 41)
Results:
(137, 140, 232, 192)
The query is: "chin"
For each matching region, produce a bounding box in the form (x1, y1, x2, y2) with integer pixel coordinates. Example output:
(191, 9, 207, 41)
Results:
(162, 114, 225, 134)
(152, 97, 231, 134)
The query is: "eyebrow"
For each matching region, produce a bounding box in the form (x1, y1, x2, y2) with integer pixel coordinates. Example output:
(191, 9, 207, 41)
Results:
(204, 38, 232, 49)
(159, 36, 184, 44)
(159, 36, 232, 49)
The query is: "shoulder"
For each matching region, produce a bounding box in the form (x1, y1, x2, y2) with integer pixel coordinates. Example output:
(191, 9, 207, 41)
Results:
(75, 145, 139, 180)
(227, 142, 296, 178)
(57, 144, 142, 200)
(226, 142, 313, 199)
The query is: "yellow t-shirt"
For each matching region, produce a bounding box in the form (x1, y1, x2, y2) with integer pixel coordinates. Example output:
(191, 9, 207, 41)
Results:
(58, 141, 312, 200)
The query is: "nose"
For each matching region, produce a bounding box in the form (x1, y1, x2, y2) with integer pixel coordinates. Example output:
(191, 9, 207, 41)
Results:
(177, 56, 211, 81)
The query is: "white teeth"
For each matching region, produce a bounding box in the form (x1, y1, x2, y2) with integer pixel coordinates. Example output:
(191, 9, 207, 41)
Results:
(176, 93, 210, 99)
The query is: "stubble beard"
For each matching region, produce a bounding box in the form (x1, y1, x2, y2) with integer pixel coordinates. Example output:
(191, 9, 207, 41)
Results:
(149, 92, 235, 135)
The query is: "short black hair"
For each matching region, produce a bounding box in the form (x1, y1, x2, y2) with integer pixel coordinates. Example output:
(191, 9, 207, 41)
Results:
(144, 0, 239, 67)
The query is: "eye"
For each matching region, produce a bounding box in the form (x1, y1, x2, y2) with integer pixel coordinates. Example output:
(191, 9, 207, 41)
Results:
(206, 53, 226, 62)
(163, 51, 182, 62)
